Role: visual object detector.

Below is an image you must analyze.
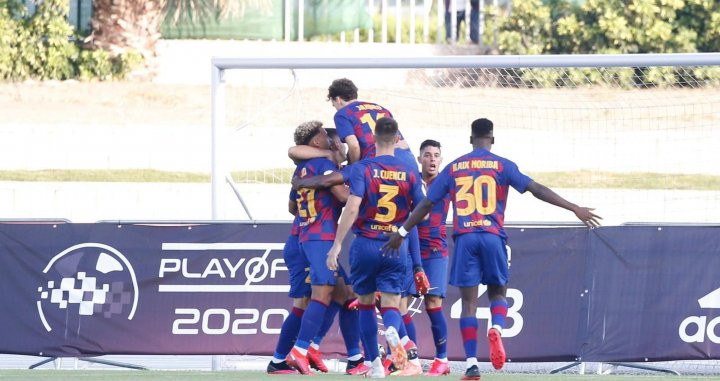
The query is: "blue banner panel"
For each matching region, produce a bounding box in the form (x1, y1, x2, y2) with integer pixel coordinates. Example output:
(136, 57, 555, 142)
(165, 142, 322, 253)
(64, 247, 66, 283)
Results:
(583, 226, 720, 361)
(1, 223, 718, 362)
(0, 223, 296, 356)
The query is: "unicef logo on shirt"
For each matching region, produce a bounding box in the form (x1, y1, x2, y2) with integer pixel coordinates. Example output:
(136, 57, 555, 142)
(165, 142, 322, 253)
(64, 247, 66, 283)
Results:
(36, 243, 139, 333)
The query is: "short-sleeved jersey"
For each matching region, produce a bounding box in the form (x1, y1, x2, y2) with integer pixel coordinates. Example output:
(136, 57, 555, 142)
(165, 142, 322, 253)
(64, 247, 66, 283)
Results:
(348, 155, 424, 240)
(339, 164, 353, 183)
(289, 187, 301, 236)
(295, 158, 344, 242)
(334, 101, 398, 160)
(426, 148, 532, 239)
(418, 176, 450, 259)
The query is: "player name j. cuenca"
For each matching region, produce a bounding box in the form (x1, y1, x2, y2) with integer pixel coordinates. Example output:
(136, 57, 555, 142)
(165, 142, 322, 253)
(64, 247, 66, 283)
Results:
(373, 169, 407, 181)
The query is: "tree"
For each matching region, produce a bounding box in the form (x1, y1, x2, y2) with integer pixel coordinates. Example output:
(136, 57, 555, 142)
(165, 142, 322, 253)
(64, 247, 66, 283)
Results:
(89, 0, 237, 60)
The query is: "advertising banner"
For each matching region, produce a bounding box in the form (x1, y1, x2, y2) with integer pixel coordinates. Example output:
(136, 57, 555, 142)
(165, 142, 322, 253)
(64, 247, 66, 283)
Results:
(0, 223, 718, 362)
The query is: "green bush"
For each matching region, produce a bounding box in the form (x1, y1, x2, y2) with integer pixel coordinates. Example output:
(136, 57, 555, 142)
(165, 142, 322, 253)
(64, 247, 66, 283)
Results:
(0, 0, 142, 81)
(490, 0, 720, 87)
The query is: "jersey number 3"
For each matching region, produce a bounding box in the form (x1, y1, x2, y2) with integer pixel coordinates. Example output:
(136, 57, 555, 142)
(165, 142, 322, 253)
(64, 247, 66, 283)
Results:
(455, 175, 497, 216)
(375, 184, 398, 223)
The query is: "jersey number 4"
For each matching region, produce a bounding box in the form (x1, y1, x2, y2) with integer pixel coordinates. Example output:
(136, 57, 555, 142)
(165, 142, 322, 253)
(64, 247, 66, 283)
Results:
(455, 175, 497, 216)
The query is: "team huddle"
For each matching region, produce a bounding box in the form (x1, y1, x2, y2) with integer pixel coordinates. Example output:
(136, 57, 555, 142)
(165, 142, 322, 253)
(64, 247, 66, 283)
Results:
(267, 78, 602, 379)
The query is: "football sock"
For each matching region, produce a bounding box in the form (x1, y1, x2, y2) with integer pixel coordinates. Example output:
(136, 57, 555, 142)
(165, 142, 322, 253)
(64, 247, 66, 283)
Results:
(273, 306, 304, 361)
(427, 306, 448, 360)
(339, 304, 362, 358)
(313, 300, 341, 345)
(358, 303, 380, 361)
(460, 316, 478, 359)
(466, 357, 478, 369)
(295, 299, 327, 352)
(402, 313, 417, 343)
(490, 299, 508, 330)
(380, 307, 404, 339)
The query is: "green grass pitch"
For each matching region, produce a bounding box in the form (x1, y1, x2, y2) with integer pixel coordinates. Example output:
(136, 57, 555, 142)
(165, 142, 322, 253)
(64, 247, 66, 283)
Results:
(0, 371, 716, 381)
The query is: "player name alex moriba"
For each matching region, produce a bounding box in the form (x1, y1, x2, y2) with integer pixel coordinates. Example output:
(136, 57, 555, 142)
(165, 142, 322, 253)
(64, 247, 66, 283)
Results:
(452, 160, 499, 172)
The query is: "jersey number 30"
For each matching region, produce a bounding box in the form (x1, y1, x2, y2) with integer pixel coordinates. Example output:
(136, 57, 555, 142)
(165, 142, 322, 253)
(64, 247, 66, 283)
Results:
(455, 175, 497, 216)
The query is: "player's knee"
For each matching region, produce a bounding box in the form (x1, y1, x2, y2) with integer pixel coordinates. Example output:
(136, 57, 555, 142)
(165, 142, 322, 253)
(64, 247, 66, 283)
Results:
(424, 295, 442, 309)
(311, 285, 334, 304)
(487, 284, 507, 300)
(294, 297, 310, 309)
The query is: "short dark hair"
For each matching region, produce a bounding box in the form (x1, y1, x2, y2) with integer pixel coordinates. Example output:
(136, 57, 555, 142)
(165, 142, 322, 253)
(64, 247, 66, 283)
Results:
(471, 118, 493, 138)
(325, 127, 338, 140)
(328, 78, 358, 101)
(419, 139, 441, 152)
(374, 117, 398, 145)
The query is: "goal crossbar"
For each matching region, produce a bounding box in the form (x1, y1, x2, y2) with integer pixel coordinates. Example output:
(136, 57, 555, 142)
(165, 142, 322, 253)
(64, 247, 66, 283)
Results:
(212, 53, 720, 70)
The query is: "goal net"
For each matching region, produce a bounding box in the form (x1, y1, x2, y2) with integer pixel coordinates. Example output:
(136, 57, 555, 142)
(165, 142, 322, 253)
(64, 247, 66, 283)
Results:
(209, 54, 720, 375)
(212, 54, 720, 227)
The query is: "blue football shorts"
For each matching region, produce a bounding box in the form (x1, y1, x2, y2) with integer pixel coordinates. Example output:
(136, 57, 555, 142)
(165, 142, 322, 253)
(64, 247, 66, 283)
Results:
(300, 240, 345, 286)
(449, 232, 509, 287)
(349, 235, 408, 296)
(283, 234, 311, 298)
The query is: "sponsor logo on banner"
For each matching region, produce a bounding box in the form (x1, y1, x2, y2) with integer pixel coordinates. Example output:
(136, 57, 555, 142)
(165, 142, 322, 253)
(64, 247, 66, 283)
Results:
(449, 285, 524, 337)
(158, 242, 290, 335)
(36, 243, 139, 333)
(679, 287, 720, 344)
(448, 245, 524, 337)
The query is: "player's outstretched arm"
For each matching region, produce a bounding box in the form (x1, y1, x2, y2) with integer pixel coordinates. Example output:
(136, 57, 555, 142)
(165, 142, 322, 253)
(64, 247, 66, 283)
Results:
(327, 195, 361, 271)
(525, 181, 602, 228)
(383, 198, 435, 252)
(292, 172, 345, 190)
(288, 145, 332, 162)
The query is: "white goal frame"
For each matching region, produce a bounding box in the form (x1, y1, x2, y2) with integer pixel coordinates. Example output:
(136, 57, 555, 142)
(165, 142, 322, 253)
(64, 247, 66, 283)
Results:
(210, 52, 720, 221)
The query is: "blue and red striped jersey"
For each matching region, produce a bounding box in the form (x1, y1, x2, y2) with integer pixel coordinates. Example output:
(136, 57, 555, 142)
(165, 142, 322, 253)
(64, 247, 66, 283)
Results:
(289, 187, 301, 236)
(334, 101, 398, 160)
(418, 176, 450, 259)
(426, 148, 532, 239)
(348, 155, 424, 240)
(295, 158, 344, 242)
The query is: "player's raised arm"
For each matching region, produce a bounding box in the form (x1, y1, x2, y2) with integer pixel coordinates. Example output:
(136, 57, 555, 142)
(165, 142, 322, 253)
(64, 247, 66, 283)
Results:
(525, 181, 602, 228)
(344, 135, 361, 164)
